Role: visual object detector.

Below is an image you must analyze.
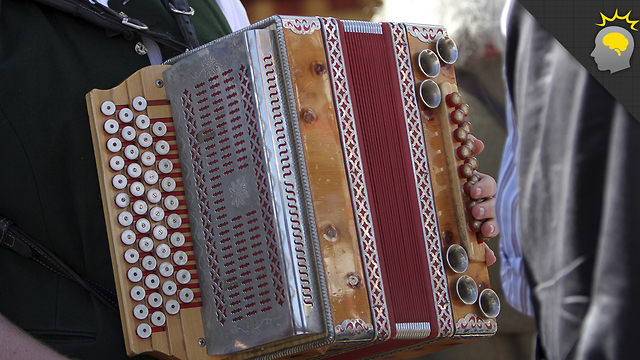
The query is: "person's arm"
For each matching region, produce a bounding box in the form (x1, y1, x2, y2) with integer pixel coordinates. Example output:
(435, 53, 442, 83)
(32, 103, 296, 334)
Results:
(0, 313, 69, 360)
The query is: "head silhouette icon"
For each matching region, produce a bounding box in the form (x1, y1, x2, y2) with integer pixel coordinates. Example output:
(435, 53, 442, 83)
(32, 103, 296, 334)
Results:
(591, 26, 634, 73)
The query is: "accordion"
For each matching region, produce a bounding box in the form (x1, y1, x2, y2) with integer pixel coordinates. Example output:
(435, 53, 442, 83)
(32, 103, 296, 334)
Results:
(86, 16, 500, 360)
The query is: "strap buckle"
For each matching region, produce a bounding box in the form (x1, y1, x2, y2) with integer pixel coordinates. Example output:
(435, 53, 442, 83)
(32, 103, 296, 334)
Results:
(168, 3, 195, 16)
(121, 16, 149, 31)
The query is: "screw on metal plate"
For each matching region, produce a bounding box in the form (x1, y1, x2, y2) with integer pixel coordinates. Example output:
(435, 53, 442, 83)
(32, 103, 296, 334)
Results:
(198, 338, 206, 347)
(302, 109, 316, 123)
(156, 79, 164, 88)
(323, 225, 338, 241)
(135, 42, 148, 56)
(314, 62, 327, 75)
(347, 273, 360, 287)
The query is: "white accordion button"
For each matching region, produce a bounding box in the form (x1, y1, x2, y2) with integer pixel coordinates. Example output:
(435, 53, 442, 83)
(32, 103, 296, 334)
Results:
(141, 151, 156, 167)
(115, 193, 130, 208)
(127, 163, 142, 178)
(161, 178, 176, 192)
(155, 140, 170, 155)
(159, 262, 174, 278)
(165, 299, 180, 315)
(147, 189, 162, 204)
(135, 114, 150, 130)
(138, 237, 154, 252)
(109, 156, 125, 171)
(145, 274, 160, 290)
(176, 269, 191, 285)
(118, 211, 134, 227)
(112, 174, 127, 190)
(124, 248, 139, 264)
(127, 267, 143, 283)
(149, 206, 164, 222)
(152, 122, 167, 137)
(103, 119, 119, 134)
(136, 218, 151, 234)
(124, 145, 139, 160)
(142, 255, 157, 271)
(101, 101, 116, 116)
(173, 251, 188, 266)
(158, 159, 173, 174)
(152, 225, 168, 241)
(106, 138, 122, 153)
(130, 182, 145, 197)
(170, 232, 185, 247)
(132, 96, 147, 112)
(151, 311, 166, 327)
(166, 214, 182, 229)
(143, 170, 158, 185)
(133, 304, 149, 321)
(120, 230, 136, 246)
(136, 323, 152, 339)
(164, 195, 179, 211)
(132, 199, 148, 216)
(119, 108, 134, 123)
(179, 287, 194, 303)
(147, 292, 163, 308)
(162, 281, 177, 296)
(130, 286, 146, 302)
(138, 133, 153, 148)
(121, 126, 136, 142)
(156, 244, 171, 259)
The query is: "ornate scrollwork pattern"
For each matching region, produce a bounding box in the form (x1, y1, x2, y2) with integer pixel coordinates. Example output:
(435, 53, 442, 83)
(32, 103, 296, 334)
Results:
(406, 24, 447, 43)
(282, 17, 321, 35)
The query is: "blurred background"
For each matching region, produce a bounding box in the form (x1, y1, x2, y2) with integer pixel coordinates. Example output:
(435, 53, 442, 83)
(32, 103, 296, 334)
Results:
(239, 0, 536, 359)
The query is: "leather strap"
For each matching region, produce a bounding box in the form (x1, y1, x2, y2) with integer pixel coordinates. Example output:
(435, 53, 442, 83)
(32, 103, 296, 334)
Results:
(162, 0, 200, 50)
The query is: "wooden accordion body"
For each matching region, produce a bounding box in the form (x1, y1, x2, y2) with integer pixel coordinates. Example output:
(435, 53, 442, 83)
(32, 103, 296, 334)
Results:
(86, 16, 499, 360)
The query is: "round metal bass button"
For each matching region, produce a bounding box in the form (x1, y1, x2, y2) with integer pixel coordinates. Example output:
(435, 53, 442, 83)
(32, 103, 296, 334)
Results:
(165, 299, 180, 315)
(138, 133, 153, 148)
(145, 274, 160, 290)
(136, 323, 152, 339)
(170, 232, 185, 247)
(112, 174, 127, 190)
(124, 145, 139, 160)
(164, 195, 179, 211)
(132, 96, 148, 112)
(133, 304, 149, 320)
(159, 262, 174, 277)
(121, 126, 136, 142)
(119, 108, 134, 123)
(141, 151, 156, 167)
(175, 269, 191, 285)
(101, 101, 116, 116)
(155, 140, 170, 155)
(179, 287, 194, 302)
(130, 286, 146, 302)
(136, 114, 150, 130)
(121, 230, 136, 245)
(161, 178, 176, 192)
(147, 292, 163, 308)
(110, 156, 125, 171)
(151, 311, 166, 327)
(147, 189, 162, 204)
(152, 122, 167, 137)
(103, 119, 119, 134)
(118, 211, 134, 227)
(162, 281, 177, 296)
(142, 255, 157, 271)
(127, 266, 143, 283)
(106, 138, 122, 153)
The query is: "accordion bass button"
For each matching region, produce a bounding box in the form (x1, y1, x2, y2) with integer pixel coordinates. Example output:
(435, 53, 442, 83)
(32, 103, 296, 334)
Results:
(155, 140, 170, 155)
(109, 156, 125, 172)
(132, 200, 148, 215)
(419, 80, 442, 109)
(179, 288, 194, 303)
(106, 138, 122, 153)
(153, 225, 168, 240)
(479, 288, 501, 319)
(141, 151, 156, 167)
(446, 92, 463, 108)
(446, 244, 469, 273)
(133, 304, 149, 320)
(142, 255, 157, 271)
(138, 237, 154, 252)
(147, 292, 163, 308)
(119, 108, 134, 123)
(132, 97, 147, 112)
(115, 193, 130, 208)
(170, 232, 185, 247)
(450, 109, 465, 124)
(175, 269, 191, 285)
(104, 119, 119, 134)
(166, 214, 182, 229)
(152, 122, 167, 137)
(135, 115, 150, 130)
(166, 299, 180, 315)
(156, 244, 171, 259)
(151, 311, 166, 327)
(118, 211, 134, 227)
(124, 248, 139, 264)
(459, 103, 471, 116)
(121, 230, 137, 245)
(173, 250, 188, 266)
(130, 182, 145, 198)
(418, 49, 441, 78)
(159, 261, 174, 278)
(436, 36, 459, 65)
(138, 133, 153, 148)
(121, 126, 136, 142)
(158, 159, 173, 174)
(162, 281, 177, 296)
(459, 163, 474, 178)
(144, 170, 158, 185)
(161, 178, 176, 193)
(149, 206, 165, 222)
(453, 127, 469, 142)
(127, 267, 143, 283)
(456, 275, 479, 305)
(145, 274, 160, 290)
(101, 101, 116, 116)
(130, 286, 146, 302)
(127, 163, 142, 178)
(136, 218, 151, 234)
(164, 195, 179, 211)
(136, 323, 152, 339)
(147, 190, 162, 204)
(124, 145, 139, 160)
(112, 174, 127, 190)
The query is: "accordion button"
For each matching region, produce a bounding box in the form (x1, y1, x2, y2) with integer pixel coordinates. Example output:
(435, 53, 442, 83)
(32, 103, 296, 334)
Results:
(147, 292, 163, 308)
(166, 214, 182, 229)
(124, 248, 139, 264)
(127, 267, 143, 283)
(136, 114, 150, 130)
(152, 122, 167, 137)
(176, 269, 191, 285)
(132, 199, 148, 215)
(141, 151, 156, 167)
(159, 262, 174, 277)
(106, 138, 122, 153)
(450, 109, 465, 124)
(156, 244, 171, 259)
(115, 193, 130, 208)
(138, 133, 153, 148)
(456, 275, 479, 305)
(136, 323, 152, 339)
(121, 230, 137, 246)
(459, 103, 471, 117)
(446, 92, 463, 108)
(139, 237, 154, 252)
(419, 80, 442, 109)
(173, 250, 188, 266)
(147, 189, 162, 205)
(463, 138, 476, 153)
(460, 121, 472, 134)
(155, 140, 170, 155)
(468, 219, 483, 233)
(446, 244, 469, 274)
(109, 156, 125, 171)
(453, 127, 468, 142)
(144, 170, 159, 185)
(459, 163, 474, 178)
(179, 288, 194, 303)
(418, 49, 440, 78)
(133, 305, 149, 321)
(112, 174, 128, 190)
(130, 182, 145, 197)
(118, 211, 134, 227)
(127, 163, 142, 178)
(130, 286, 146, 302)
(124, 145, 139, 160)
(164, 195, 179, 211)
(119, 108, 134, 123)
(158, 159, 174, 174)
(153, 225, 168, 241)
(170, 232, 185, 247)
(142, 255, 157, 271)
(104, 119, 119, 134)
(465, 157, 479, 171)
(101, 101, 116, 116)
(145, 274, 160, 290)
(132, 97, 148, 112)
(163, 281, 178, 296)
(436, 36, 459, 65)
(166, 299, 181, 315)
(136, 218, 151, 234)
(161, 178, 176, 192)
(457, 146, 471, 160)
(151, 311, 166, 327)
(121, 126, 136, 142)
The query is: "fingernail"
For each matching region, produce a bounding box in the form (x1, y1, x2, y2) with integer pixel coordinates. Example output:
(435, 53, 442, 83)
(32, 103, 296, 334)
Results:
(487, 223, 495, 236)
(475, 206, 485, 218)
(473, 187, 482, 199)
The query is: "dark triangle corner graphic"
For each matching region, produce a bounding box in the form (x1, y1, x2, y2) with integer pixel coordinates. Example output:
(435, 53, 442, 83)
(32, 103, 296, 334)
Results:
(517, 0, 640, 121)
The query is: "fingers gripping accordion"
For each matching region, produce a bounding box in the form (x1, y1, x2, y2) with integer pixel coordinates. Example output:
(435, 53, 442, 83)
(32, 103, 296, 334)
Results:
(86, 16, 500, 360)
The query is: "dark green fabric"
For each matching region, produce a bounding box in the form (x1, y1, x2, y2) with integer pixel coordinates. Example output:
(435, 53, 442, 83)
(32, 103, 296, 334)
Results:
(0, 1, 231, 358)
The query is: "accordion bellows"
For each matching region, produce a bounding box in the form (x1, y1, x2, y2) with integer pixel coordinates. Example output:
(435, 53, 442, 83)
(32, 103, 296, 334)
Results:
(86, 16, 499, 360)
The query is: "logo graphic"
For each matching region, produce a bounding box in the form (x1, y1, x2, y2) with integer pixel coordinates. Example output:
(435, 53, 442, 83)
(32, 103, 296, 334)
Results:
(591, 9, 638, 73)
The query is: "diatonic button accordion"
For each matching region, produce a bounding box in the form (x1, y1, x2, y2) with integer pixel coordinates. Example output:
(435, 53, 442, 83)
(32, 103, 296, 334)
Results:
(86, 15, 500, 360)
